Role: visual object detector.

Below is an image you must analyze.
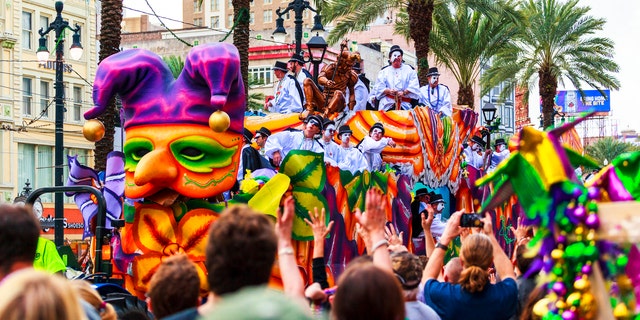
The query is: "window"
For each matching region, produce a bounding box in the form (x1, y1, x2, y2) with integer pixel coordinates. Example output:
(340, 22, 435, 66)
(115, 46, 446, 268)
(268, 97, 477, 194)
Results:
(40, 16, 50, 51)
(228, 0, 233, 7)
(18, 144, 36, 198)
(22, 11, 32, 50)
(228, 14, 233, 28)
(210, 16, 220, 28)
(249, 66, 273, 85)
(264, 0, 272, 4)
(250, 12, 255, 25)
(193, 0, 202, 12)
(23, 78, 33, 116)
(211, 0, 220, 11)
(263, 10, 272, 23)
(17, 144, 53, 202)
(194, 18, 203, 26)
(40, 81, 50, 118)
(36, 146, 53, 202)
(73, 86, 82, 121)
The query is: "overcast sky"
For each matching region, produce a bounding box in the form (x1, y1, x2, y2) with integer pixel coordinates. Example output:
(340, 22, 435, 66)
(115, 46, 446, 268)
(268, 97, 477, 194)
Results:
(123, 0, 640, 133)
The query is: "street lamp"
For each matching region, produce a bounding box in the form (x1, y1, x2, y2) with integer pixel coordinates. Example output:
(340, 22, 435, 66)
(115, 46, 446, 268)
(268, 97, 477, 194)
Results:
(273, 0, 324, 55)
(306, 33, 327, 85)
(482, 102, 497, 149)
(36, 1, 83, 247)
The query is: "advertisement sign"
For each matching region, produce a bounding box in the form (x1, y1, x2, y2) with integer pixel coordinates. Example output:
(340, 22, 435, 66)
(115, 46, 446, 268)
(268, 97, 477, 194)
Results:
(553, 90, 610, 114)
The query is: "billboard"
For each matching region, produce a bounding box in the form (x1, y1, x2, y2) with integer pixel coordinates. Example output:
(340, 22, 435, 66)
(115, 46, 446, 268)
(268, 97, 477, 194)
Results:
(553, 89, 610, 114)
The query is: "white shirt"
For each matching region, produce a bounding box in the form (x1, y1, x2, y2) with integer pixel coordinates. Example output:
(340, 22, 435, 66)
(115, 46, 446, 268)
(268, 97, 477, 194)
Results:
(271, 75, 303, 114)
(337, 144, 369, 174)
(264, 130, 325, 161)
(358, 136, 391, 171)
(463, 145, 486, 170)
(419, 84, 452, 117)
(372, 64, 421, 111)
(318, 139, 343, 166)
(489, 148, 511, 171)
(345, 78, 369, 111)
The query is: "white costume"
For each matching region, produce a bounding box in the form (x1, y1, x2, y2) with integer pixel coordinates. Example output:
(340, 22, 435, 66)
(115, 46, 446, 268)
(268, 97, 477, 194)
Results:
(358, 136, 391, 171)
(318, 139, 343, 167)
(264, 130, 325, 161)
(271, 75, 303, 114)
(337, 145, 369, 174)
(372, 64, 421, 111)
(419, 84, 453, 117)
(489, 148, 510, 171)
(463, 145, 486, 170)
(345, 77, 370, 111)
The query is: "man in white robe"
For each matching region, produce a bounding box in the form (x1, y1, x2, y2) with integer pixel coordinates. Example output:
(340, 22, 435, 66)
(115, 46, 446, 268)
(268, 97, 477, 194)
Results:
(317, 118, 342, 166)
(264, 114, 325, 167)
(371, 45, 422, 111)
(335, 125, 368, 174)
(419, 67, 452, 117)
(357, 122, 396, 171)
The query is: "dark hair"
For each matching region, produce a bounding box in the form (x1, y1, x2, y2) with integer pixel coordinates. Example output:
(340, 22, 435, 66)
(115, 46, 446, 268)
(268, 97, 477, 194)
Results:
(515, 239, 535, 274)
(333, 261, 405, 320)
(0, 204, 40, 277)
(205, 205, 277, 295)
(459, 234, 493, 293)
(147, 254, 200, 318)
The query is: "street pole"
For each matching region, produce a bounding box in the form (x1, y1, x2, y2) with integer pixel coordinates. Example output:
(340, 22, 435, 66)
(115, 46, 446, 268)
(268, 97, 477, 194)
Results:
(37, 1, 82, 247)
(274, 0, 323, 56)
(54, 15, 65, 247)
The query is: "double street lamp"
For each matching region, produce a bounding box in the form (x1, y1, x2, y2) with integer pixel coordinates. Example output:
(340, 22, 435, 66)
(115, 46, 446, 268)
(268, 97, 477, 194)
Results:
(36, 1, 83, 247)
(273, 0, 325, 55)
(273, 1, 328, 86)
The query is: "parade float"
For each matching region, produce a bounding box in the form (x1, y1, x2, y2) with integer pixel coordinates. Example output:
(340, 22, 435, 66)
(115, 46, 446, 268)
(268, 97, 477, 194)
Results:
(64, 43, 638, 318)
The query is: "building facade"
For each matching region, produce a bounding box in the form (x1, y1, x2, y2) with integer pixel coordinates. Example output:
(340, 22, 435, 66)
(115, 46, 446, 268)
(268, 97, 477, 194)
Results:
(0, 0, 98, 206)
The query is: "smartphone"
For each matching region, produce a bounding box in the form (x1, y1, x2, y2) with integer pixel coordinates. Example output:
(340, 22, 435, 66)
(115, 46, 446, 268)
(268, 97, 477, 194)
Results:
(460, 213, 484, 228)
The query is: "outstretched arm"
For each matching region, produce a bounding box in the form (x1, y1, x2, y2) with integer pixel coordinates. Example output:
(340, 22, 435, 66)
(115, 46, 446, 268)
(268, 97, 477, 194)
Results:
(422, 211, 463, 283)
(276, 196, 304, 297)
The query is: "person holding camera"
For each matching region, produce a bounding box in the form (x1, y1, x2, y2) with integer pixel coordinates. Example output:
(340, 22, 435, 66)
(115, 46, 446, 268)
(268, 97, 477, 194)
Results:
(421, 211, 517, 320)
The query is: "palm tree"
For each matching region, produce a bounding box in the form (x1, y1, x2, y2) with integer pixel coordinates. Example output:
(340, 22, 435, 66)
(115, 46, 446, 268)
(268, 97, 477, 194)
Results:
(422, 0, 516, 108)
(481, 0, 620, 129)
(585, 137, 635, 166)
(322, 0, 436, 85)
(162, 55, 185, 79)
(232, 0, 250, 98)
(246, 76, 266, 112)
(94, 0, 123, 171)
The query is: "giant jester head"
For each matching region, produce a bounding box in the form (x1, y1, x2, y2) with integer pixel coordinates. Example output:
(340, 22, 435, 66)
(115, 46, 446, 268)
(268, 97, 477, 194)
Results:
(85, 44, 245, 204)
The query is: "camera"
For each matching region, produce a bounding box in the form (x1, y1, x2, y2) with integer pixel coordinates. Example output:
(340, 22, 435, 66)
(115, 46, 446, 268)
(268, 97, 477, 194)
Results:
(460, 213, 484, 228)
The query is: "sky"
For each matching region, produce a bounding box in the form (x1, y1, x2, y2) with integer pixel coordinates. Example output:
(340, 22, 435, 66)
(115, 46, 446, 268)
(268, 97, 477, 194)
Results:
(123, 0, 640, 133)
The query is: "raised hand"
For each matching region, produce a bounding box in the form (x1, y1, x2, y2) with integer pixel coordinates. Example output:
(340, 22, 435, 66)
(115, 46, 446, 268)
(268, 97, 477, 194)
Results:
(275, 196, 295, 245)
(304, 207, 334, 242)
(384, 223, 404, 247)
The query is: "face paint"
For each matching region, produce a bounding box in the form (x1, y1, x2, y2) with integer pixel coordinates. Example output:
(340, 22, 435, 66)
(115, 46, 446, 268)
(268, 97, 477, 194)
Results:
(341, 133, 351, 141)
(436, 203, 445, 212)
(430, 76, 438, 85)
(371, 128, 383, 135)
(496, 144, 505, 152)
(324, 125, 336, 138)
(390, 52, 402, 63)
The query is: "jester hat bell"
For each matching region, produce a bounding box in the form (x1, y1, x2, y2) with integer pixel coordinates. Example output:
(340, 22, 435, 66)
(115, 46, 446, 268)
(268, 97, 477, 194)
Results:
(85, 43, 246, 134)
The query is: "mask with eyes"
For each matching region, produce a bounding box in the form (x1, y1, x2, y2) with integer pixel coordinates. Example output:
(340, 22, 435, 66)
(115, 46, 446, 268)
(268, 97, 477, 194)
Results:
(85, 43, 245, 201)
(435, 202, 445, 213)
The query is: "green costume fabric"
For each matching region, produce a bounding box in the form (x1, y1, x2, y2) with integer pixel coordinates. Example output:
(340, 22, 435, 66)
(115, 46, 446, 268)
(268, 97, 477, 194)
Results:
(33, 237, 66, 274)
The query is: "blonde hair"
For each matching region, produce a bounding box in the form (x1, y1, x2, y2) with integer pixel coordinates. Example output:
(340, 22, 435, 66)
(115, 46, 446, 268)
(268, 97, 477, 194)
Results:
(459, 234, 493, 293)
(71, 280, 117, 320)
(0, 269, 86, 320)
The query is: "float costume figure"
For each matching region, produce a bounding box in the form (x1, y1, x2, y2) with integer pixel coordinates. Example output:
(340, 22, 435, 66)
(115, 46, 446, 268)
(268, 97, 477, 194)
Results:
(301, 42, 361, 119)
(84, 43, 245, 297)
